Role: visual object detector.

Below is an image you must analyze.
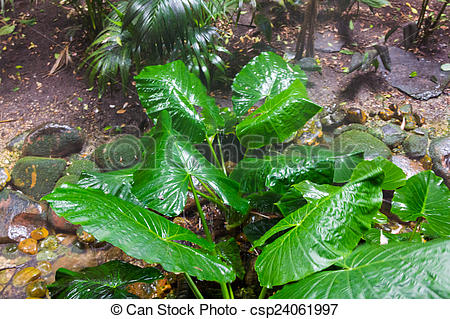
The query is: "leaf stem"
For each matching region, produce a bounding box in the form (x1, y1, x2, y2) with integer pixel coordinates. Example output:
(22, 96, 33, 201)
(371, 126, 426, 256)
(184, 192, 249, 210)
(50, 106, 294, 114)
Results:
(184, 273, 204, 299)
(206, 135, 222, 170)
(189, 176, 213, 243)
(227, 282, 234, 299)
(221, 282, 231, 299)
(258, 286, 268, 299)
(409, 218, 423, 242)
(189, 186, 227, 211)
(216, 136, 227, 175)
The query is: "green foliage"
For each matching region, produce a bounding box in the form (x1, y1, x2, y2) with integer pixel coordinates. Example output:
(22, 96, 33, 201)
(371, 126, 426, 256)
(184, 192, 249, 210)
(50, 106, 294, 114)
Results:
(254, 168, 384, 287)
(43, 53, 449, 299)
(83, 0, 229, 95)
(48, 260, 162, 299)
(272, 240, 450, 298)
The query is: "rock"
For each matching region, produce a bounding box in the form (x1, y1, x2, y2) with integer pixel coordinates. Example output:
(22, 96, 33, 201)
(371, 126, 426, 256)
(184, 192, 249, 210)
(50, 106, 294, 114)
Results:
(11, 157, 67, 200)
(38, 235, 60, 251)
(93, 134, 144, 171)
(399, 104, 412, 115)
(76, 229, 95, 244)
(413, 113, 425, 126)
(36, 261, 52, 277)
(345, 107, 367, 124)
(403, 114, 417, 130)
(0, 268, 15, 284)
(381, 124, 408, 148)
(22, 123, 84, 158)
(333, 123, 368, 136)
(47, 208, 77, 233)
(429, 137, 450, 187)
(0, 189, 48, 243)
(2, 243, 19, 259)
(6, 130, 30, 152)
(12, 267, 41, 287)
(54, 175, 79, 189)
(30, 227, 49, 241)
(295, 119, 323, 146)
(26, 280, 47, 298)
(315, 31, 345, 53)
(420, 154, 433, 170)
(296, 57, 321, 72)
(403, 134, 428, 159)
(378, 109, 395, 121)
(381, 47, 450, 100)
(18, 238, 38, 255)
(64, 160, 98, 177)
(320, 108, 346, 131)
(0, 167, 11, 190)
(334, 130, 392, 160)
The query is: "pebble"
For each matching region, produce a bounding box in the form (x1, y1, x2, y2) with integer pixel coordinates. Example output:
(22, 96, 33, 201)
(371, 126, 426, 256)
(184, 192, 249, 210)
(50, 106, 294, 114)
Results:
(2, 243, 19, 259)
(36, 261, 52, 277)
(12, 267, 41, 287)
(38, 235, 59, 251)
(26, 280, 47, 298)
(0, 268, 16, 284)
(0, 167, 11, 190)
(403, 114, 417, 130)
(345, 107, 367, 124)
(18, 238, 38, 255)
(76, 229, 96, 244)
(378, 109, 395, 121)
(30, 227, 49, 241)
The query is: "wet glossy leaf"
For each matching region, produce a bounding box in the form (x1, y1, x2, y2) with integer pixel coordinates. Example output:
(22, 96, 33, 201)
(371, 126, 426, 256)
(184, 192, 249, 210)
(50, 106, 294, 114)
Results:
(132, 111, 248, 217)
(43, 185, 236, 283)
(77, 165, 142, 206)
(351, 157, 406, 190)
(247, 191, 282, 213)
(391, 171, 450, 238)
(216, 238, 246, 279)
(275, 187, 306, 216)
(48, 260, 162, 299)
(243, 218, 282, 245)
(254, 169, 384, 287)
(272, 239, 450, 298)
(232, 52, 307, 117)
(236, 80, 321, 149)
(135, 60, 224, 142)
(363, 228, 422, 245)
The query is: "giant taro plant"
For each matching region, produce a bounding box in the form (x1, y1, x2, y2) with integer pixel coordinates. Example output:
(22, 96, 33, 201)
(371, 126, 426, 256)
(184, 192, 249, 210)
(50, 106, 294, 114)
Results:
(43, 52, 450, 299)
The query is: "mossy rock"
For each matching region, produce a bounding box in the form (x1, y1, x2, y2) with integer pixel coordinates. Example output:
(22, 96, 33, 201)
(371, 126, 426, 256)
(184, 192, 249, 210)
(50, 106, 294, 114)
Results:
(381, 124, 408, 148)
(11, 157, 67, 200)
(333, 130, 391, 160)
(54, 175, 80, 189)
(93, 135, 144, 171)
(64, 160, 99, 177)
(403, 134, 428, 159)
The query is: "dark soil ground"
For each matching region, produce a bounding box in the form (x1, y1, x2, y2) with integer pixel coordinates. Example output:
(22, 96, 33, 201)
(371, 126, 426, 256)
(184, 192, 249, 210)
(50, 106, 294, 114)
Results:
(0, 0, 448, 162)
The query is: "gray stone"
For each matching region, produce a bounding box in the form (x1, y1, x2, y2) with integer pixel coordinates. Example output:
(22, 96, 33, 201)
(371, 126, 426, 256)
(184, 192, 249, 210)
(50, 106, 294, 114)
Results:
(11, 157, 67, 200)
(403, 134, 428, 159)
(381, 47, 450, 100)
(381, 124, 408, 148)
(296, 57, 321, 72)
(22, 123, 84, 158)
(320, 108, 347, 131)
(333, 130, 392, 160)
(93, 134, 144, 171)
(333, 123, 368, 136)
(6, 131, 30, 152)
(0, 189, 48, 243)
(0, 168, 11, 191)
(429, 136, 450, 187)
(391, 155, 425, 179)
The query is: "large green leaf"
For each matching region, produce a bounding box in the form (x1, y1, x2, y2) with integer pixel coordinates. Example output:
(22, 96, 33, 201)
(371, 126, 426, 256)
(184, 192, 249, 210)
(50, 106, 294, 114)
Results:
(232, 52, 307, 117)
(391, 171, 450, 238)
(132, 111, 248, 217)
(351, 157, 406, 190)
(359, 0, 390, 8)
(254, 168, 384, 287)
(275, 187, 306, 216)
(216, 238, 246, 280)
(272, 239, 449, 298)
(77, 165, 142, 206)
(43, 185, 236, 283)
(236, 80, 322, 149)
(135, 60, 223, 142)
(48, 260, 162, 299)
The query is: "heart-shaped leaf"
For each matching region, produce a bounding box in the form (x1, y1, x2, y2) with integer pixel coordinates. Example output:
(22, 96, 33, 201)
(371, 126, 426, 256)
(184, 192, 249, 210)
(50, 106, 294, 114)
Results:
(391, 170, 450, 238)
(135, 60, 223, 142)
(236, 80, 322, 149)
(351, 157, 406, 190)
(48, 260, 162, 299)
(254, 168, 384, 287)
(43, 185, 236, 283)
(272, 239, 450, 298)
(77, 165, 142, 206)
(232, 52, 308, 117)
(132, 111, 249, 217)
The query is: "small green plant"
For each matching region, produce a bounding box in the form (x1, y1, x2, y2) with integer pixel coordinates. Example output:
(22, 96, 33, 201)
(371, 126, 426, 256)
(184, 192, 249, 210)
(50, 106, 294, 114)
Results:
(43, 52, 450, 299)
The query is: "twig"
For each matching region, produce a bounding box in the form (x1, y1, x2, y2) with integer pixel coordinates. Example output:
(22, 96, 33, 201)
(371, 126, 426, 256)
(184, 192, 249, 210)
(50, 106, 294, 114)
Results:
(0, 119, 17, 123)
